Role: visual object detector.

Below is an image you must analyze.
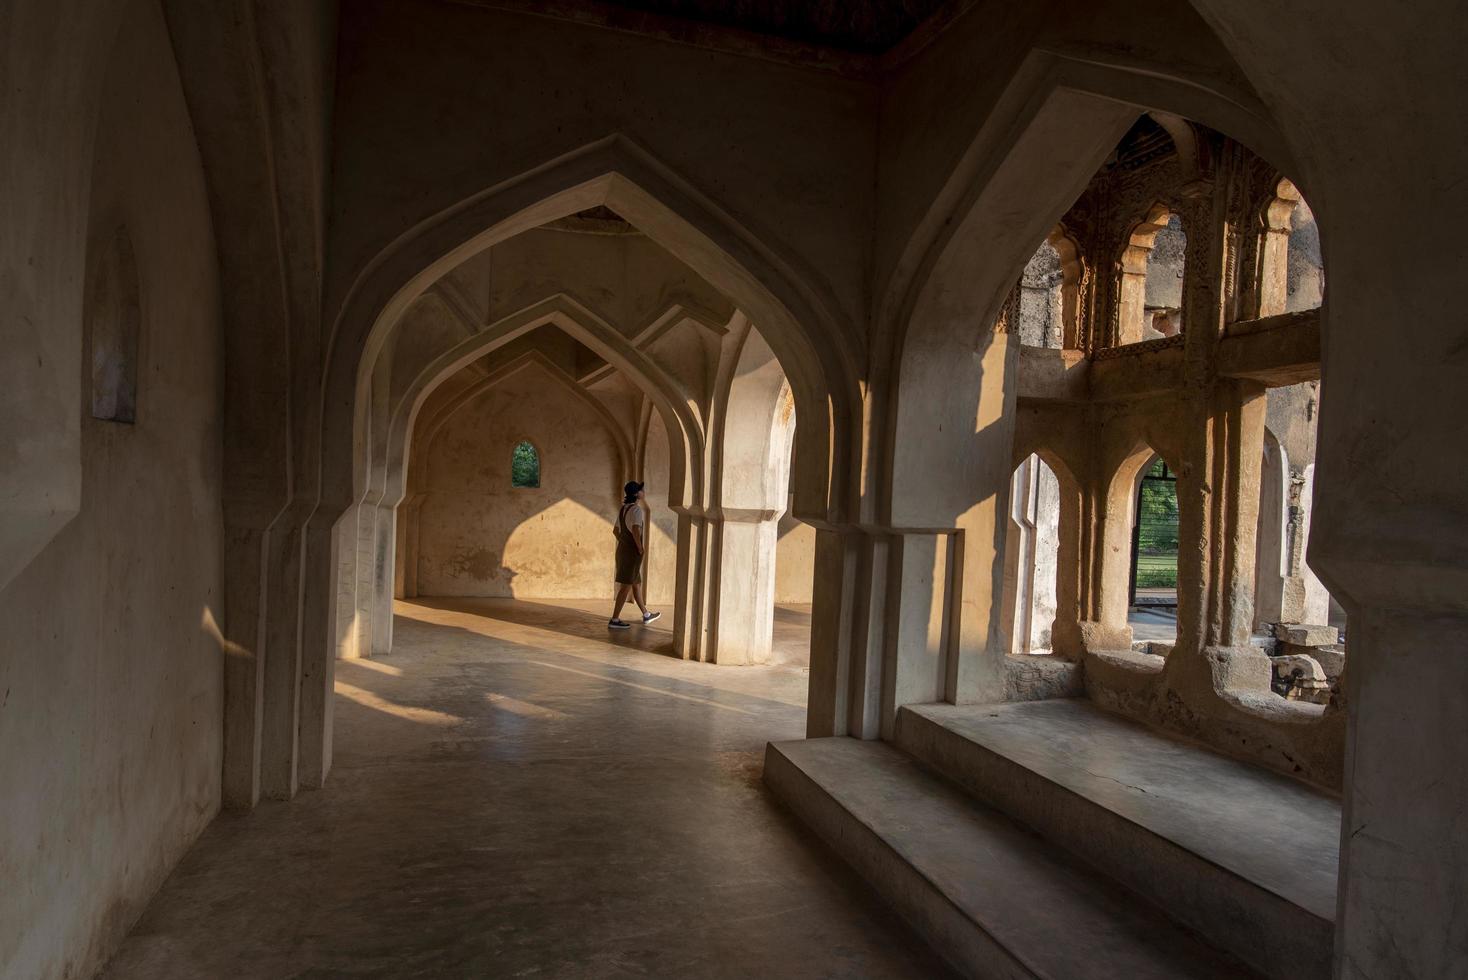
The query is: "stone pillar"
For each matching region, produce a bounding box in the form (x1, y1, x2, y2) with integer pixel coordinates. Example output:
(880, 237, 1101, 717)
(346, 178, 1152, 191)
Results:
(352, 491, 380, 659)
(394, 492, 423, 599)
(669, 511, 705, 661)
(221, 524, 269, 809)
(1285, 462, 1331, 625)
(945, 333, 1019, 706)
(334, 504, 363, 661)
(1049, 467, 1102, 660)
(1001, 455, 1061, 655)
(879, 530, 953, 738)
(1094, 465, 1140, 648)
(259, 511, 308, 801)
(1253, 436, 1289, 628)
(297, 513, 342, 790)
(369, 502, 395, 655)
(703, 509, 782, 665)
(1167, 163, 1273, 695)
(805, 526, 866, 738)
(1337, 607, 1468, 977)
(1002, 461, 1034, 654)
(1116, 243, 1151, 346)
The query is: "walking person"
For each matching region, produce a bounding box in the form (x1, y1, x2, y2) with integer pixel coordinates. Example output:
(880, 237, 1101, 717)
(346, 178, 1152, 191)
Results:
(609, 481, 661, 630)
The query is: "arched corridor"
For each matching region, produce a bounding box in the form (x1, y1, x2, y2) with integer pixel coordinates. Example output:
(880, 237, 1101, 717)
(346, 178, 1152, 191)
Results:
(4, 2, 1466, 978)
(99, 600, 940, 978)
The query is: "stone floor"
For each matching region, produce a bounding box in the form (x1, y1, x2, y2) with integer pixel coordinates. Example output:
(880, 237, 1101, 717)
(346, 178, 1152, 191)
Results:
(1128, 606, 1178, 643)
(100, 598, 950, 979)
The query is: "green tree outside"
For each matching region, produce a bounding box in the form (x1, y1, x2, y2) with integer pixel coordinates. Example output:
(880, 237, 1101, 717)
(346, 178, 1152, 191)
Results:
(512, 440, 540, 488)
(1135, 459, 1178, 588)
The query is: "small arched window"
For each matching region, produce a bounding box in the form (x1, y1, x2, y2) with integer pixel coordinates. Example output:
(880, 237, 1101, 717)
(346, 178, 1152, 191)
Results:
(511, 440, 540, 488)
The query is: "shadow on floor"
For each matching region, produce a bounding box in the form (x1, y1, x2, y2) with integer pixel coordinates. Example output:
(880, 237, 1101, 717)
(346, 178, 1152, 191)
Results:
(99, 599, 950, 980)
(412, 595, 679, 658)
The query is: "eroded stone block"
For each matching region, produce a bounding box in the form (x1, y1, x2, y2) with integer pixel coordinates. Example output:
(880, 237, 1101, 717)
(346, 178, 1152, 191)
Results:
(1273, 623, 1339, 647)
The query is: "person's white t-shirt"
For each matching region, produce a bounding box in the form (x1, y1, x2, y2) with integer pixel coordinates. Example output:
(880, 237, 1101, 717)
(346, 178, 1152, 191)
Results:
(622, 503, 645, 531)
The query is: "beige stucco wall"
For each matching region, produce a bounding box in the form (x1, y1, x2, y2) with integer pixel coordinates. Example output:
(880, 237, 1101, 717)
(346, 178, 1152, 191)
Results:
(416, 364, 622, 598)
(774, 509, 817, 603)
(0, 5, 225, 978)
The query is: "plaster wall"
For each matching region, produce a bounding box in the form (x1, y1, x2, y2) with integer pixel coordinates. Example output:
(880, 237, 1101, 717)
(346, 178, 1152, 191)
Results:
(479, 228, 734, 337)
(327, 0, 875, 336)
(775, 510, 818, 603)
(416, 364, 621, 597)
(0, 5, 224, 977)
(0, 0, 127, 591)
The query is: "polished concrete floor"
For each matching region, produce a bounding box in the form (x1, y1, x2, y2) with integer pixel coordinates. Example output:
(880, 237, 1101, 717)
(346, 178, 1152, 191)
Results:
(101, 599, 950, 979)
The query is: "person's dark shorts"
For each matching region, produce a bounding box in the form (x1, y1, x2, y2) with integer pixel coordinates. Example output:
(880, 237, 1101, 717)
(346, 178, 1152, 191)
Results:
(615, 545, 642, 585)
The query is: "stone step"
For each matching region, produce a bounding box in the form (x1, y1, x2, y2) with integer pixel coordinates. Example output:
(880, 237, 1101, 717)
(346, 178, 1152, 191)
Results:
(764, 737, 1258, 980)
(894, 699, 1338, 980)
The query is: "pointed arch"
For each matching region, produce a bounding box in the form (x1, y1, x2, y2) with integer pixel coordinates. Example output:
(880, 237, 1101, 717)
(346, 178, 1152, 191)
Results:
(408, 348, 633, 496)
(383, 293, 692, 512)
(320, 137, 859, 532)
(872, 48, 1293, 525)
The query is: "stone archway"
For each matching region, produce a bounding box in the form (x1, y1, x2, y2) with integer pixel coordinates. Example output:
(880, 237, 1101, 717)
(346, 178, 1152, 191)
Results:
(294, 147, 861, 787)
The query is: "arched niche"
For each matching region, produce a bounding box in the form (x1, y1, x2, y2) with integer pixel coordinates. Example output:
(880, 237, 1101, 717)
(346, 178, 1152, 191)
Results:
(1254, 177, 1324, 317)
(1117, 203, 1187, 345)
(321, 151, 856, 537)
(86, 227, 143, 424)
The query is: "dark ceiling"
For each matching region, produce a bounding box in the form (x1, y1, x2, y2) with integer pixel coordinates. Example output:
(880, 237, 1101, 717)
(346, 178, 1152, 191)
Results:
(592, 0, 953, 54)
(1106, 114, 1175, 172)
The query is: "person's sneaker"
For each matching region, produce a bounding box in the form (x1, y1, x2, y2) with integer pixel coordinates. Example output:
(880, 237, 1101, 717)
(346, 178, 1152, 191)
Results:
(642, 610, 662, 624)
(608, 619, 632, 630)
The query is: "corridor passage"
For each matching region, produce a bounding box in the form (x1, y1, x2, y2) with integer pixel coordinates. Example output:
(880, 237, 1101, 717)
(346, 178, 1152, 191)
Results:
(100, 600, 949, 979)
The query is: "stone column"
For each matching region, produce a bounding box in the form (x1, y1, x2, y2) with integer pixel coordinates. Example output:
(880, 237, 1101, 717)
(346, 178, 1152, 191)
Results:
(668, 511, 705, 661)
(1001, 455, 1063, 656)
(1253, 435, 1289, 628)
(1093, 464, 1140, 650)
(352, 490, 381, 659)
(394, 492, 424, 599)
(1166, 160, 1272, 696)
(297, 512, 343, 790)
(259, 509, 309, 801)
(369, 502, 395, 655)
(703, 509, 783, 665)
(1337, 606, 1468, 977)
(878, 530, 954, 738)
(221, 524, 269, 809)
(1050, 468, 1103, 660)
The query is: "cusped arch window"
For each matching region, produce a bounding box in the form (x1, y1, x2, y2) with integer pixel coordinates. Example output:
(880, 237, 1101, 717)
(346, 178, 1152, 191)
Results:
(511, 440, 540, 488)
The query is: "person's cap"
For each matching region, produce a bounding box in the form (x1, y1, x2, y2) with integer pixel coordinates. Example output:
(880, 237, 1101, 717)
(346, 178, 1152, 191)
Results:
(624, 481, 644, 497)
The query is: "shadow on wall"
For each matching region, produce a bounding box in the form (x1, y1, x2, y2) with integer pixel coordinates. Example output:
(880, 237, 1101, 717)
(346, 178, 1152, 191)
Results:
(410, 364, 627, 598)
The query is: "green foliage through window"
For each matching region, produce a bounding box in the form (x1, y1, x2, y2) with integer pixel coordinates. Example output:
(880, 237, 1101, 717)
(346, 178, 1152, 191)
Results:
(511, 440, 540, 488)
(1134, 458, 1179, 588)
